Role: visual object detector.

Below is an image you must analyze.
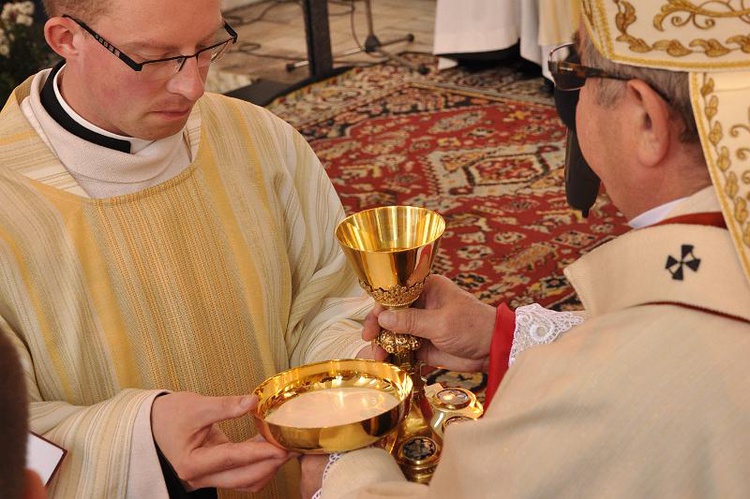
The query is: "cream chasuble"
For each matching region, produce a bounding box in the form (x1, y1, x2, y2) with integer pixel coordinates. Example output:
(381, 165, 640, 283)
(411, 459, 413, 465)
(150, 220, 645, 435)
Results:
(0, 75, 371, 498)
(320, 189, 750, 498)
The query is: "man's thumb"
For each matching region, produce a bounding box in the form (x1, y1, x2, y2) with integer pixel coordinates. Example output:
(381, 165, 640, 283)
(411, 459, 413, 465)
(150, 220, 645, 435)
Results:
(378, 309, 423, 337)
(206, 394, 257, 423)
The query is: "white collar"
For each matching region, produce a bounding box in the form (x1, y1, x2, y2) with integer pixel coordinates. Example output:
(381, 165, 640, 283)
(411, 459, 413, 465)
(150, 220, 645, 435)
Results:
(628, 197, 690, 229)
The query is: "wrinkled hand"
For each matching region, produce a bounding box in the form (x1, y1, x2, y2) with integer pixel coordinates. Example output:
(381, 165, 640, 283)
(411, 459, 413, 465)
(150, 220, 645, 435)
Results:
(299, 454, 329, 499)
(363, 275, 496, 372)
(151, 392, 296, 493)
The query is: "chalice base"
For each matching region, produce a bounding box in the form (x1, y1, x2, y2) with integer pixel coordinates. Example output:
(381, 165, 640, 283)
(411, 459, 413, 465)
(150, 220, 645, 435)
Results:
(380, 380, 442, 484)
(372, 330, 439, 482)
(374, 331, 484, 484)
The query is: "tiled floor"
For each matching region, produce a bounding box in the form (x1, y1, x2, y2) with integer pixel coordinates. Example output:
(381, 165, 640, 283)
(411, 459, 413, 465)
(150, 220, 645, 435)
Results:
(209, 0, 436, 94)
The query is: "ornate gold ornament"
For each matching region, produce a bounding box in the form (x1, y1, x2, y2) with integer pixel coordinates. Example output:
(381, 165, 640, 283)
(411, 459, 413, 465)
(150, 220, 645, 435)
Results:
(361, 280, 426, 308)
(583, 0, 750, 68)
(694, 74, 750, 253)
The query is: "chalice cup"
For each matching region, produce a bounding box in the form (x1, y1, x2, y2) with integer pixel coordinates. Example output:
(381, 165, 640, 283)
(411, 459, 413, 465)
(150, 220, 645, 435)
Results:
(336, 205, 445, 482)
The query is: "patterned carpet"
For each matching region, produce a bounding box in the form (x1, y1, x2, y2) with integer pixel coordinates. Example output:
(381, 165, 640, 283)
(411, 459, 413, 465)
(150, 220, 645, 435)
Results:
(268, 54, 630, 400)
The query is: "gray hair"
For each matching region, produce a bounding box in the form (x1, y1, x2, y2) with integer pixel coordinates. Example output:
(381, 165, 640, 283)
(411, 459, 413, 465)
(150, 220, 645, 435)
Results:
(581, 34, 699, 144)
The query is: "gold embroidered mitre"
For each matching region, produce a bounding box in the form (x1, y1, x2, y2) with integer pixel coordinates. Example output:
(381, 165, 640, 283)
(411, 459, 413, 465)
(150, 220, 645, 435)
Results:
(582, 0, 750, 285)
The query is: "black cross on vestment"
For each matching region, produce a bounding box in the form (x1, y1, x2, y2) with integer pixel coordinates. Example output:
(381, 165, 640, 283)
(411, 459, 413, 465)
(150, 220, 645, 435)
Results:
(665, 244, 701, 281)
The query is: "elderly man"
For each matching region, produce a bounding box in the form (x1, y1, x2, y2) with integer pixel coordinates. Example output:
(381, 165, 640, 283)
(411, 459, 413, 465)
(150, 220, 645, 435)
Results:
(0, 0, 374, 497)
(307, 1, 750, 497)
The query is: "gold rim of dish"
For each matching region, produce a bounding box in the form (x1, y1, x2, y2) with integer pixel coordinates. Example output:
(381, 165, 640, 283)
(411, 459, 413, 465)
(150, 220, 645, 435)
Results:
(252, 359, 413, 453)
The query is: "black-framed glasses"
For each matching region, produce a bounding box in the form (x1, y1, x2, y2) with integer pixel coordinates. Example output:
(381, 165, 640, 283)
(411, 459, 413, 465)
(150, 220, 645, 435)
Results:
(547, 43, 631, 91)
(63, 15, 238, 80)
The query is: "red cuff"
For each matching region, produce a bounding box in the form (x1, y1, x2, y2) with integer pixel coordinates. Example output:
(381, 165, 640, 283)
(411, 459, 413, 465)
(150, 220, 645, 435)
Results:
(484, 303, 515, 408)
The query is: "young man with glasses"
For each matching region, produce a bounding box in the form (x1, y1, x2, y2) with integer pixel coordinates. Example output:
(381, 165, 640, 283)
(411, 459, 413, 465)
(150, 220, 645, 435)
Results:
(0, 0, 376, 497)
(304, 1, 750, 497)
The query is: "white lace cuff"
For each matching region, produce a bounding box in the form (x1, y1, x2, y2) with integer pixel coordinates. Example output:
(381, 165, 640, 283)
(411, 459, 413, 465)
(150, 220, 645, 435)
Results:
(509, 303, 585, 366)
(311, 452, 344, 499)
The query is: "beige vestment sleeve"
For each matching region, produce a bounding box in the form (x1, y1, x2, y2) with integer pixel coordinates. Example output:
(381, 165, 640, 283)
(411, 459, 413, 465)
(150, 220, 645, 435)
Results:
(3, 324, 167, 497)
(320, 448, 428, 499)
(238, 102, 372, 366)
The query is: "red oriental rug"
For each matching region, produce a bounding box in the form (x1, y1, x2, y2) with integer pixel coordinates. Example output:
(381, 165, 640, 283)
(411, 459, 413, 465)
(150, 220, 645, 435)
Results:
(268, 54, 630, 399)
(270, 54, 629, 310)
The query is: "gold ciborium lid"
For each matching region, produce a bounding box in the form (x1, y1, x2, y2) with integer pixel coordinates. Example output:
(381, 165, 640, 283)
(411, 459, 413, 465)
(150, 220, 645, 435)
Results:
(252, 359, 412, 453)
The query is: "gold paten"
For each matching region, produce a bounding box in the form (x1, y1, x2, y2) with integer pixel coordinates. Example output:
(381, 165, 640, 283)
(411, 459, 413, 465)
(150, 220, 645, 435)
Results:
(252, 359, 412, 453)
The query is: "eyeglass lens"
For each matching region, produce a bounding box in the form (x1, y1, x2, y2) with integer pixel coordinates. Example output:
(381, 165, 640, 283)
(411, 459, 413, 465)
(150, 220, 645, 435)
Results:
(143, 39, 232, 80)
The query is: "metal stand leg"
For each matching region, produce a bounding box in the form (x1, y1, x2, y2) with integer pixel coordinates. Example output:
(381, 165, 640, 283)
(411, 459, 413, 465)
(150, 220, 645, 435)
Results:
(301, 0, 334, 79)
(287, 0, 428, 75)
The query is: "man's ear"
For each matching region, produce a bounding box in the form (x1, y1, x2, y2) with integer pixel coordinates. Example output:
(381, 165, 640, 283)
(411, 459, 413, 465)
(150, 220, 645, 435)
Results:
(44, 17, 80, 60)
(626, 79, 673, 168)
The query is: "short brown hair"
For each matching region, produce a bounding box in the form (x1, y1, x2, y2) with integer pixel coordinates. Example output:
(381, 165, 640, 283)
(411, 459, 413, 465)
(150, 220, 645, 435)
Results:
(42, 0, 110, 19)
(581, 33, 699, 144)
(0, 332, 29, 499)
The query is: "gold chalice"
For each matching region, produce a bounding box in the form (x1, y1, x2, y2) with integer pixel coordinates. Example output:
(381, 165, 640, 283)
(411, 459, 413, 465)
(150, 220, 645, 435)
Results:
(335, 206, 445, 368)
(336, 206, 483, 483)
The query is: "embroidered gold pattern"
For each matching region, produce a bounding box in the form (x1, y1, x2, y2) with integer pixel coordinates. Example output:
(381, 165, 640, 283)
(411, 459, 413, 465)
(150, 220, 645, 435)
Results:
(612, 0, 750, 58)
(582, 0, 595, 26)
(698, 74, 750, 250)
(729, 110, 750, 160)
(655, 0, 750, 30)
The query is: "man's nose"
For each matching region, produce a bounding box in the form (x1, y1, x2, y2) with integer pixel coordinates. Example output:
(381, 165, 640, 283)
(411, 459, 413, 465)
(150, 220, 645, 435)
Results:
(166, 57, 206, 101)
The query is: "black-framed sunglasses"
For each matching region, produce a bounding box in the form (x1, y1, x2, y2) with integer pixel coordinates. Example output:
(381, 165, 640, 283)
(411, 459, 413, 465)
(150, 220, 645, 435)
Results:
(63, 15, 238, 81)
(547, 42, 631, 91)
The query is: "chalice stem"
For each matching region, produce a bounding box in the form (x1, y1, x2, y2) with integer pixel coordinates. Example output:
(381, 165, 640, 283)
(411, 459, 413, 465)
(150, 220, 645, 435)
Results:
(375, 328, 440, 483)
(390, 346, 417, 373)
